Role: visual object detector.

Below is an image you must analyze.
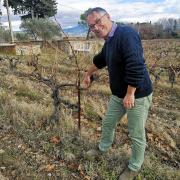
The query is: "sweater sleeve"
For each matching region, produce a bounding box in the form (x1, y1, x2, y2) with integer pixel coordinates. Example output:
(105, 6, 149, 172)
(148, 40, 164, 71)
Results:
(121, 29, 145, 88)
(93, 48, 106, 69)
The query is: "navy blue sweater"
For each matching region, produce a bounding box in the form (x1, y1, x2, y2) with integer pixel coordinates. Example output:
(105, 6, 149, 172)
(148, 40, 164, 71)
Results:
(93, 25, 153, 99)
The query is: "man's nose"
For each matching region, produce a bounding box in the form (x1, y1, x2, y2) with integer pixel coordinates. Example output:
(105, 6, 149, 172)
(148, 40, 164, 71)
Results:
(93, 24, 99, 31)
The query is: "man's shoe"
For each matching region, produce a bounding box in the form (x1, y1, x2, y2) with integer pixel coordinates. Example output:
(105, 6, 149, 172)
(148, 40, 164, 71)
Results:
(119, 167, 139, 180)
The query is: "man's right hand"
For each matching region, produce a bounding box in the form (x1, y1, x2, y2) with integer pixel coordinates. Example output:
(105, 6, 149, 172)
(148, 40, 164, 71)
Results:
(82, 64, 98, 89)
(82, 72, 91, 89)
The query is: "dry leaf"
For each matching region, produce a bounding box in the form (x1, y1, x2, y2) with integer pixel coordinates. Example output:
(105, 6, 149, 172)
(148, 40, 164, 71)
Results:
(84, 176, 91, 180)
(162, 156, 168, 161)
(147, 133, 153, 141)
(45, 164, 55, 172)
(68, 163, 79, 170)
(50, 136, 61, 145)
(78, 164, 85, 177)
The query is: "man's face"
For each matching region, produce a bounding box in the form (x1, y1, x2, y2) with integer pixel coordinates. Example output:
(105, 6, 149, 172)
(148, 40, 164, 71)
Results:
(86, 11, 112, 38)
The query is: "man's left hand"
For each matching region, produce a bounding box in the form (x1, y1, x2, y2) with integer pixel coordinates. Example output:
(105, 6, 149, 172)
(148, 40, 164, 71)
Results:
(123, 94, 135, 109)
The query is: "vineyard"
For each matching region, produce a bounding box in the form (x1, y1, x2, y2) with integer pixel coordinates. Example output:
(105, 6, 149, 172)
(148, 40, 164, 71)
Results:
(0, 39, 179, 180)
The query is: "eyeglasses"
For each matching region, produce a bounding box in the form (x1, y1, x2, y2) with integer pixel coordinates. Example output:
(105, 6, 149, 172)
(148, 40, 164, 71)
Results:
(88, 13, 107, 31)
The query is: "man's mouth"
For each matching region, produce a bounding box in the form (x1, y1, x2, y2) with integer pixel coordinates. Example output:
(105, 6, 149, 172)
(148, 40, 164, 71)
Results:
(96, 31, 101, 35)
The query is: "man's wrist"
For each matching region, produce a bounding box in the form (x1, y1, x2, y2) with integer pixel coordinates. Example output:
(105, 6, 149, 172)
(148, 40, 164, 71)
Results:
(126, 85, 136, 96)
(86, 72, 91, 78)
(126, 93, 134, 96)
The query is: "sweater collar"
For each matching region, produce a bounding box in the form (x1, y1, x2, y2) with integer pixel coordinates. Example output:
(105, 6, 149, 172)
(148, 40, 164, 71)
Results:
(105, 22, 117, 41)
(108, 22, 117, 38)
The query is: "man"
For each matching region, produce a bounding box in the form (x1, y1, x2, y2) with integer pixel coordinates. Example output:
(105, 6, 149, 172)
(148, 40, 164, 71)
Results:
(82, 7, 153, 180)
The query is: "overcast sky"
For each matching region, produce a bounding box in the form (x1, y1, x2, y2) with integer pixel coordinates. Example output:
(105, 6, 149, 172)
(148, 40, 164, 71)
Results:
(1, 0, 180, 31)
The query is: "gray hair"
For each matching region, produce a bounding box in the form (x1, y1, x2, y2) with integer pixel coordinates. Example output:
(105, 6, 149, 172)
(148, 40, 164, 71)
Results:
(86, 7, 107, 18)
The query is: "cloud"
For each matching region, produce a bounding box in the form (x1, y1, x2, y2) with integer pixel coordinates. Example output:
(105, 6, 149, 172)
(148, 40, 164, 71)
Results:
(56, 0, 180, 26)
(54, 10, 80, 28)
(2, 20, 21, 31)
(1, 0, 179, 30)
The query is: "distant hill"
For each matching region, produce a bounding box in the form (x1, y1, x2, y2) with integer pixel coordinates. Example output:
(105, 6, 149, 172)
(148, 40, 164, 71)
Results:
(63, 24, 88, 37)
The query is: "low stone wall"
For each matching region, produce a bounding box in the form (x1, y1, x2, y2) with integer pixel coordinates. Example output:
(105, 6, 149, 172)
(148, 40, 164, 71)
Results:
(0, 43, 41, 55)
(15, 45, 41, 55)
(3, 38, 104, 55)
(55, 39, 104, 55)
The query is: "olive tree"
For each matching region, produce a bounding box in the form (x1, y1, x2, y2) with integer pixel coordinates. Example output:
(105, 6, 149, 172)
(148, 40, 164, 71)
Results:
(20, 18, 61, 41)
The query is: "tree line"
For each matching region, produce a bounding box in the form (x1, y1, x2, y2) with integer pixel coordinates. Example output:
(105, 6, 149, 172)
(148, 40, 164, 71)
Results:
(125, 18, 180, 39)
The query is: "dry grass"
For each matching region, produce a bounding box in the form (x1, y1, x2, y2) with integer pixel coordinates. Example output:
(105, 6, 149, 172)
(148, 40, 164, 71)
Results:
(0, 39, 179, 179)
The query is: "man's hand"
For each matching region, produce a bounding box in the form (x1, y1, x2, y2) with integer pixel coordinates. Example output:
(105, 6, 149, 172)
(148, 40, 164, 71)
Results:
(123, 93, 135, 109)
(123, 85, 136, 109)
(82, 72, 91, 89)
(82, 64, 98, 89)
